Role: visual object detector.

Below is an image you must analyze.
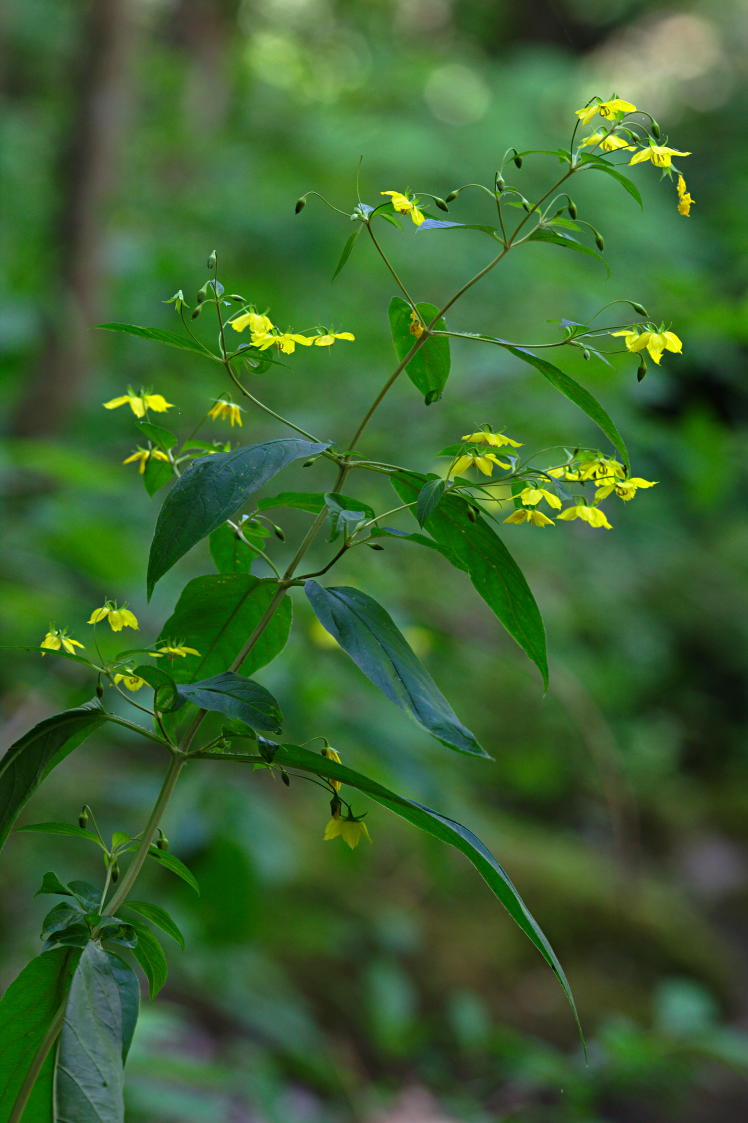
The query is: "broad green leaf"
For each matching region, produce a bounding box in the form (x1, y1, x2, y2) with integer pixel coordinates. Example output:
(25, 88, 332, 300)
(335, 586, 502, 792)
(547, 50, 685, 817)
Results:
(17, 821, 105, 848)
(0, 947, 81, 1122)
(147, 438, 328, 596)
(142, 454, 174, 496)
(41, 902, 86, 941)
(332, 228, 361, 280)
(579, 154, 643, 207)
(388, 298, 450, 404)
(131, 665, 184, 713)
(97, 321, 214, 359)
(305, 581, 487, 758)
(526, 228, 609, 273)
(36, 871, 72, 897)
(135, 422, 178, 450)
(209, 522, 268, 574)
(391, 473, 548, 686)
(147, 846, 200, 894)
(56, 942, 125, 1122)
(416, 478, 446, 526)
(125, 901, 185, 949)
(499, 345, 629, 470)
(130, 922, 168, 998)
(157, 575, 292, 683)
(177, 672, 282, 733)
(105, 953, 140, 1063)
(257, 490, 326, 514)
(324, 492, 374, 542)
(0, 702, 106, 854)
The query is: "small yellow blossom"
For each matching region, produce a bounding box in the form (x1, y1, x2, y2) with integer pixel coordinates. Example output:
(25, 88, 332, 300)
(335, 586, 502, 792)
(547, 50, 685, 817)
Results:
(595, 477, 658, 502)
(676, 174, 695, 217)
(517, 486, 563, 510)
(381, 190, 425, 226)
(611, 328, 683, 365)
(122, 447, 171, 474)
(409, 311, 424, 338)
(313, 331, 356, 347)
(321, 746, 343, 792)
(575, 98, 636, 125)
(251, 330, 315, 354)
(230, 311, 274, 334)
(40, 629, 85, 655)
(461, 429, 522, 449)
(629, 144, 691, 169)
(577, 456, 626, 482)
(547, 466, 581, 482)
(208, 400, 243, 427)
(103, 392, 173, 418)
(557, 505, 613, 529)
(504, 508, 555, 527)
(451, 451, 510, 477)
(324, 811, 371, 849)
(113, 671, 146, 691)
(88, 603, 139, 632)
(151, 644, 200, 658)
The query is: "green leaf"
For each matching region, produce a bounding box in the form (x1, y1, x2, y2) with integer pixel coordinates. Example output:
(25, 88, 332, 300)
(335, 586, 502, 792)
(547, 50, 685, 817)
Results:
(131, 665, 184, 712)
(36, 871, 73, 897)
(41, 902, 86, 941)
(17, 822, 106, 849)
(130, 922, 168, 998)
(257, 490, 327, 514)
(176, 672, 282, 733)
(0, 947, 81, 1122)
(142, 454, 174, 496)
(417, 219, 499, 236)
(0, 702, 107, 855)
(579, 153, 643, 207)
(105, 953, 140, 1063)
(124, 901, 185, 949)
(97, 321, 213, 358)
(147, 438, 328, 596)
(391, 473, 548, 686)
(388, 298, 451, 404)
(68, 881, 103, 910)
(324, 492, 374, 542)
(135, 422, 178, 450)
(305, 581, 487, 758)
(499, 345, 629, 470)
(157, 575, 292, 683)
(56, 942, 125, 1121)
(416, 478, 446, 526)
(209, 522, 268, 574)
(332, 228, 361, 280)
(147, 846, 200, 894)
(526, 228, 609, 273)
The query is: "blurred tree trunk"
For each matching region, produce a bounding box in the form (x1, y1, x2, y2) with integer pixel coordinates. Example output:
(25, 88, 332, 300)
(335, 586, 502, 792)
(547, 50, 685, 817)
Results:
(11, 0, 136, 437)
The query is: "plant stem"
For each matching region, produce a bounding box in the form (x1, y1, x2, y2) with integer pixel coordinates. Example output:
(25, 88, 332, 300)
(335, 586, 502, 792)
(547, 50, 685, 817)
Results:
(8, 992, 68, 1123)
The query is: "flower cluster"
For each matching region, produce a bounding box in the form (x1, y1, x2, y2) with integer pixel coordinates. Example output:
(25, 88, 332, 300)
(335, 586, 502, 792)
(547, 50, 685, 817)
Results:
(230, 309, 355, 353)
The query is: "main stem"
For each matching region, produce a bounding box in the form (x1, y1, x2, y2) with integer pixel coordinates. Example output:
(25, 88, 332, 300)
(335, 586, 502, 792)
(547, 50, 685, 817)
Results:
(8, 1001, 67, 1123)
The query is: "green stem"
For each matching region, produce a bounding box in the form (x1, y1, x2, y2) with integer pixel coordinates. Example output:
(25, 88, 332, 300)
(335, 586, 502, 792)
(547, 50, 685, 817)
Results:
(366, 224, 418, 310)
(8, 997, 68, 1123)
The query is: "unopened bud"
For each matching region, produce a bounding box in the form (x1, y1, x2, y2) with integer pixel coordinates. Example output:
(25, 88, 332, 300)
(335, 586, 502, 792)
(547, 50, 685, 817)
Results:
(96, 682, 104, 699)
(78, 807, 89, 829)
(229, 293, 245, 302)
(637, 360, 647, 382)
(272, 523, 285, 541)
(513, 154, 523, 169)
(367, 543, 385, 551)
(467, 506, 478, 523)
(196, 284, 209, 304)
(568, 200, 577, 219)
(632, 302, 647, 316)
(191, 305, 202, 319)
(280, 769, 291, 787)
(594, 232, 605, 252)
(157, 832, 169, 851)
(302, 457, 318, 468)
(207, 250, 217, 271)
(520, 197, 531, 212)
(582, 349, 591, 361)
(295, 197, 307, 214)
(651, 120, 661, 139)
(495, 173, 505, 191)
(434, 196, 449, 212)
(110, 862, 120, 883)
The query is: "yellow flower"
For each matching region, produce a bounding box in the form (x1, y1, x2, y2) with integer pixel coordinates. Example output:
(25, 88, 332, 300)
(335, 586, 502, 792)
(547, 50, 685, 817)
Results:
(575, 98, 636, 125)
(381, 189, 425, 226)
(208, 400, 243, 427)
(629, 144, 691, 169)
(595, 477, 658, 502)
(581, 131, 634, 152)
(151, 644, 200, 658)
(547, 466, 581, 482)
(676, 174, 695, 217)
(557, 505, 613, 529)
(122, 447, 171, 474)
(113, 671, 146, 691)
(87, 603, 139, 632)
(321, 746, 343, 792)
(451, 451, 510, 477)
(251, 330, 315, 354)
(460, 429, 522, 449)
(409, 311, 424, 338)
(324, 811, 372, 849)
(103, 392, 173, 418)
(230, 311, 274, 334)
(40, 629, 85, 655)
(313, 331, 356, 347)
(611, 328, 683, 365)
(517, 486, 562, 510)
(503, 508, 555, 527)
(577, 456, 626, 482)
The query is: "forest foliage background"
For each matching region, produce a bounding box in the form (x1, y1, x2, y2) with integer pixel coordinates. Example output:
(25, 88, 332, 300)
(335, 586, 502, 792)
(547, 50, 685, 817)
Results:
(1, 0, 748, 1119)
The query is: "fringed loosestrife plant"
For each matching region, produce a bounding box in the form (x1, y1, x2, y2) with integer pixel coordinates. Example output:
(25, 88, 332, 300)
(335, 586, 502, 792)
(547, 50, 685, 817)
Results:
(0, 96, 690, 1119)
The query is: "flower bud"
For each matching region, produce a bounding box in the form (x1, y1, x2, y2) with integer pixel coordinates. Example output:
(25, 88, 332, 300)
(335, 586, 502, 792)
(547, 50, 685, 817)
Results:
(445, 189, 458, 202)
(513, 153, 523, 169)
(632, 302, 647, 316)
(650, 120, 661, 139)
(196, 283, 209, 304)
(495, 173, 505, 191)
(229, 294, 245, 303)
(521, 197, 531, 212)
(272, 523, 286, 541)
(96, 682, 104, 699)
(280, 769, 291, 787)
(366, 543, 385, 551)
(191, 305, 203, 319)
(110, 862, 120, 883)
(637, 360, 647, 382)
(582, 349, 591, 361)
(467, 506, 478, 523)
(594, 232, 605, 252)
(568, 200, 577, 219)
(295, 197, 307, 214)
(157, 831, 169, 851)
(434, 196, 449, 212)
(78, 807, 89, 829)
(207, 250, 217, 271)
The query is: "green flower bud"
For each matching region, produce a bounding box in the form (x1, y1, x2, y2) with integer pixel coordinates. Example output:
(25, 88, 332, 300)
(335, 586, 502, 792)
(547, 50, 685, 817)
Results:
(207, 250, 217, 271)
(651, 120, 661, 139)
(445, 189, 459, 202)
(280, 769, 291, 787)
(594, 232, 605, 252)
(582, 349, 591, 361)
(495, 173, 505, 191)
(295, 197, 307, 214)
(157, 831, 169, 851)
(637, 360, 647, 382)
(434, 196, 449, 212)
(191, 305, 203, 320)
(366, 543, 385, 551)
(513, 154, 523, 169)
(78, 807, 89, 829)
(110, 862, 120, 883)
(632, 302, 647, 316)
(568, 200, 577, 219)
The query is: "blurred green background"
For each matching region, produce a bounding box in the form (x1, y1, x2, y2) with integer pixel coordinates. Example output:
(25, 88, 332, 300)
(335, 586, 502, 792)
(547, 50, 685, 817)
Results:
(2, 0, 748, 1119)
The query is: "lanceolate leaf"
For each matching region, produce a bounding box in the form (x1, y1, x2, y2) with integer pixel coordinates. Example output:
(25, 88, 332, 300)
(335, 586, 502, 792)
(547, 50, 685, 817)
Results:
(332, 228, 362, 280)
(147, 846, 200, 894)
(579, 154, 643, 208)
(105, 953, 140, 1063)
(526, 228, 609, 273)
(56, 942, 125, 1122)
(0, 702, 107, 854)
(391, 473, 548, 686)
(97, 321, 214, 359)
(416, 478, 446, 526)
(388, 298, 451, 404)
(201, 743, 580, 1035)
(130, 923, 168, 999)
(0, 947, 81, 1122)
(147, 438, 328, 596)
(305, 581, 487, 758)
(125, 901, 185, 949)
(157, 575, 292, 683)
(177, 672, 282, 733)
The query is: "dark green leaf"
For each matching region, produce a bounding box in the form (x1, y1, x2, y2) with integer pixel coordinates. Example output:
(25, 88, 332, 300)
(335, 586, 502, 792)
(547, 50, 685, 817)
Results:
(332, 228, 361, 280)
(526, 228, 609, 273)
(388, 298, 451, 404)
(147, 846, 200, 894)
(157, 575, 292, 683)
(147, 438, 328, 596)
(131, 665, 184, 713)
(177, 672, 282, 733)
(324, 493, 374, 542)
(0, 948, 81, 1122)
(41, 902, 85, 941)
(135, 422, 178, 450)
(416, 478, 446, 526)
(56, 941, 125, 1121)
(391, 473, 548, 686)
(17, 821, 105, 848)
(257, 490, 327, 514)
(36, 871, 74, 898)
(579, 154, 643, 207)
(68, 881, 103, 910)
(105, 953, 140, 1063)
(209, 522, 266, 574)
(131, 922, 168, 998)
(124, 901, 185, 949)
(97, 321, 213, 358)
(305, 581, 487, 758)
(0, 702, 107, 854)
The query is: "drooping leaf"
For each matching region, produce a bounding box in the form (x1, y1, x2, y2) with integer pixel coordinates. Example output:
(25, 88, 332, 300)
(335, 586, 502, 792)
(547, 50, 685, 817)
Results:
(16, 822, 105, 848)
(130, 922, 168, 999)
(417, 219, 499, 236)
(124, 901, 185, 949)
(332, 228, 362, 280)
(56, 942, 125, 1122)
(105, 953, 140, 1063)
(391, 473, 548, 686)
(526, 228, 609, 273)
(579, 153, 643, 208)
(0, 947, 81, 1122)
(0, 702, 107, 854)
(305, 581, 487, 758)
(416, 478, 446, 526)
(388, 298, 451, 404)
(36, 871, 73, 898)
(176, 672, 282, 733)
(96, 321, 214, 359)
(147, 438, 328, 596)
(147, 846, 200, 894)
(135, 422, 178, 451)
